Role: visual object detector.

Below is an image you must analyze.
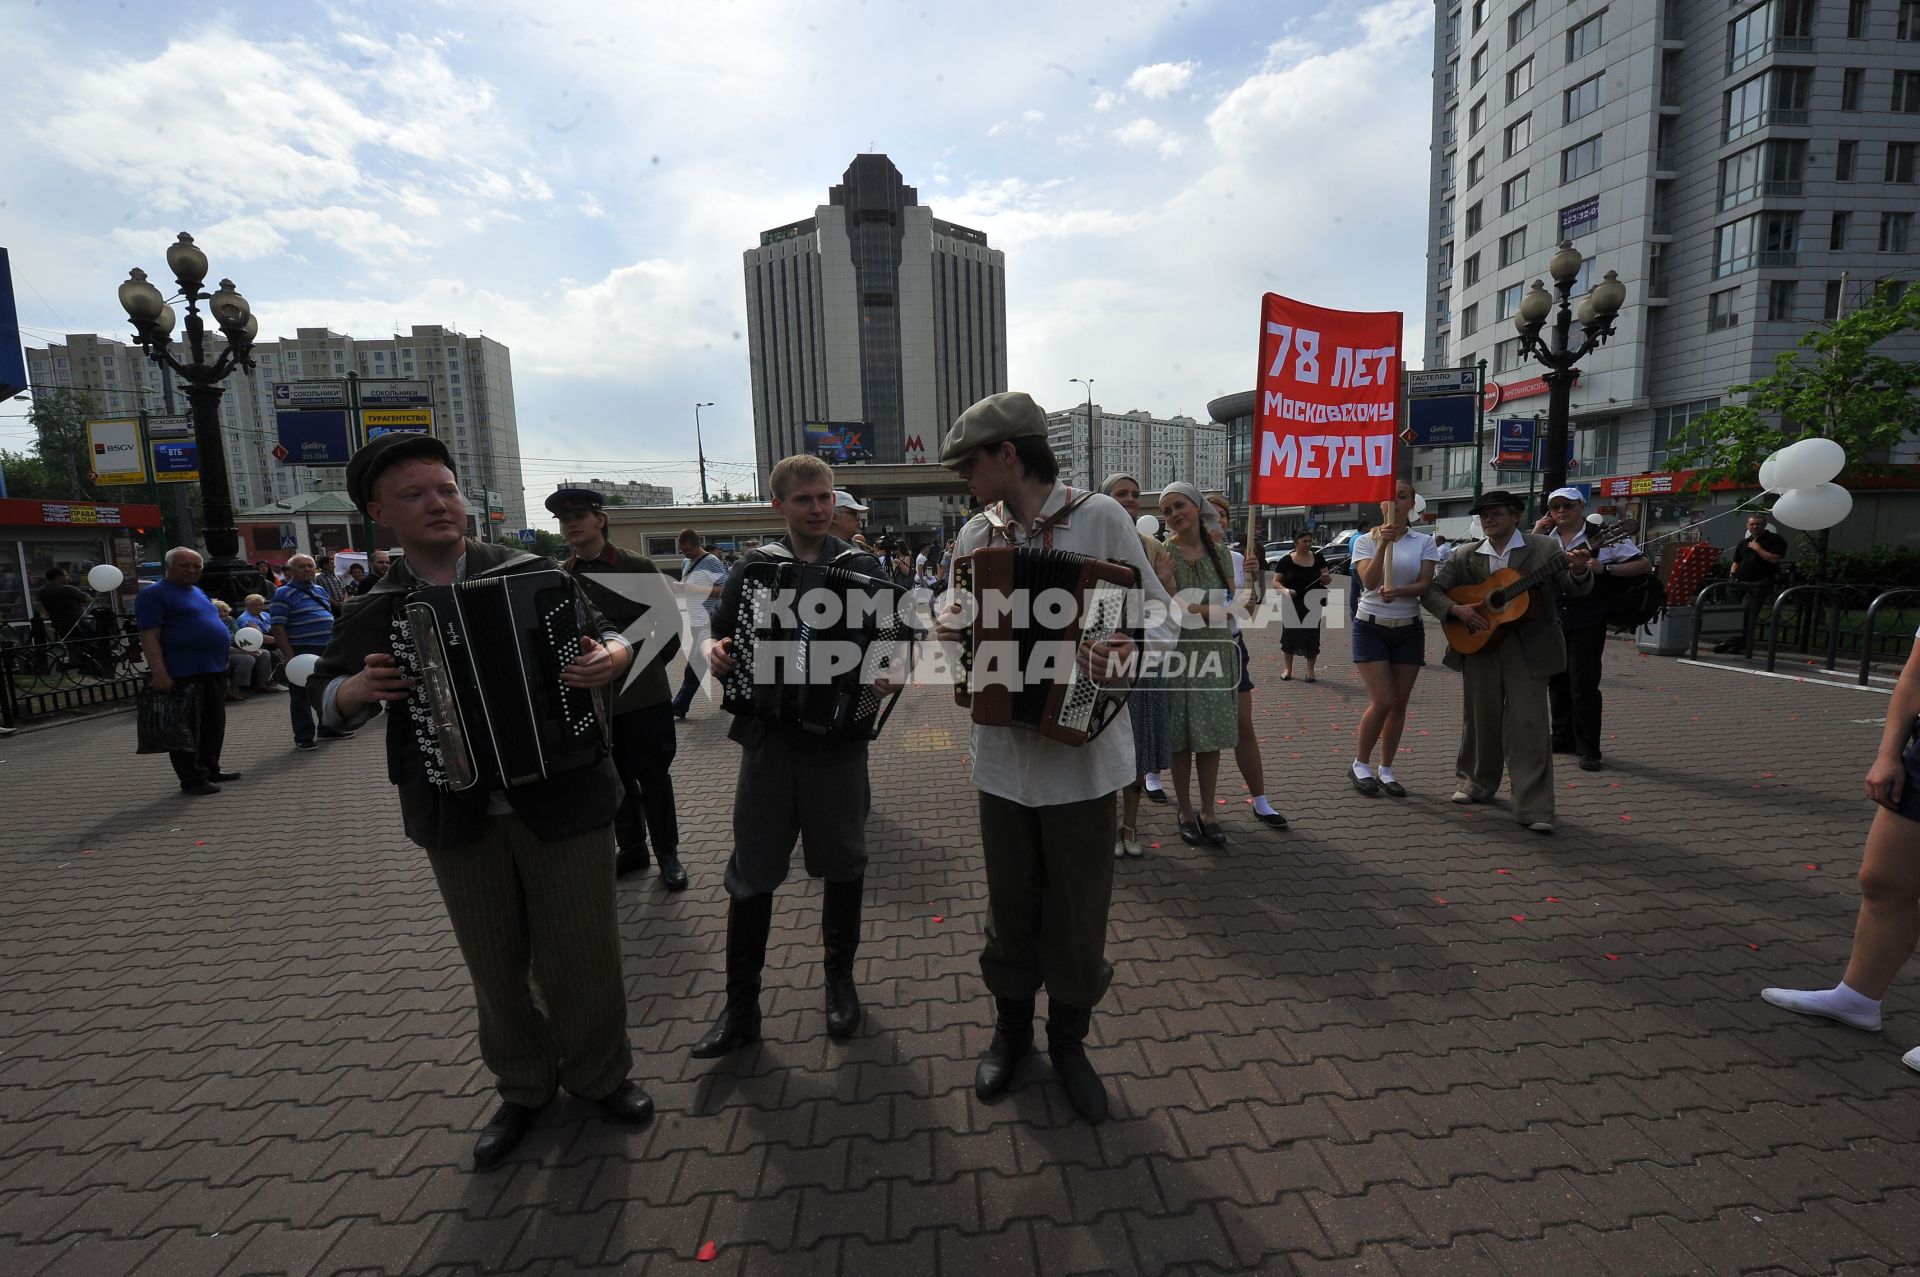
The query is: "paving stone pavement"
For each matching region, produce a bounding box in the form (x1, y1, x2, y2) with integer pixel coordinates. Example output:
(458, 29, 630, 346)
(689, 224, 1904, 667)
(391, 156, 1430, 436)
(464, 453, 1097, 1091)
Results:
(2, 626, 1918, 1276)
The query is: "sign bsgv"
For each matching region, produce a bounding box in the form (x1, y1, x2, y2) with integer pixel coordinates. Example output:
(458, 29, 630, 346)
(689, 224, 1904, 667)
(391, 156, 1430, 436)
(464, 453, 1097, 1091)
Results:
(1250, 293, 1402, 507)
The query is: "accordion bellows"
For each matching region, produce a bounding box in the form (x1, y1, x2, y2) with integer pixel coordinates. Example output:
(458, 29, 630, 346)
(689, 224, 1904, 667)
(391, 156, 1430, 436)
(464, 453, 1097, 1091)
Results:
(394, 568, 609, 791)
(720, 558, 911, 742)
(951, 545, 1141, 747)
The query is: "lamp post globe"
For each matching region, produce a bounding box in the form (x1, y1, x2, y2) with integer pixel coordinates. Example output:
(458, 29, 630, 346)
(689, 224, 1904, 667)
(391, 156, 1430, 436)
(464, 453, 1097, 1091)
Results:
(165, 232, 209, 292)
(117, 268, 165, 324)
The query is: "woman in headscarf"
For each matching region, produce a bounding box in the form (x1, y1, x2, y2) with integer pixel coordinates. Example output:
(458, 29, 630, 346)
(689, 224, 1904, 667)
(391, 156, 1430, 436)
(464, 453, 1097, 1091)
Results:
(1159, 482, 1239, 848)
(1204, 492, 1289, 832)
(1102, 473, 1176, 858)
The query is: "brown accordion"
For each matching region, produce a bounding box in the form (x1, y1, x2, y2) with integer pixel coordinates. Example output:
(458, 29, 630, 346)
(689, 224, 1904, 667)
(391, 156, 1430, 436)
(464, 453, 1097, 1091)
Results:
(950, 545, 1141, 746)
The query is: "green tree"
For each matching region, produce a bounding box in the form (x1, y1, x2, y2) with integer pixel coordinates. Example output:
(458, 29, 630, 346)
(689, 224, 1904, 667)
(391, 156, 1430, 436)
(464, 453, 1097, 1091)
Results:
(10, 388, 103, 497)
(1670, 280, 1920, 484)
(1668, 279, 1920, 575)
(530, 529, 572, 561)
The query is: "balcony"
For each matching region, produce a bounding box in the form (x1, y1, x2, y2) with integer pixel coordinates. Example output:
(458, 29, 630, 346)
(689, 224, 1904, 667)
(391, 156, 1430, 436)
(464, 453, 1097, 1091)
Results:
(1759, 249, 1799, 267)
(1761, 179, 1804, 196)
(1768, 107, 1809, 126)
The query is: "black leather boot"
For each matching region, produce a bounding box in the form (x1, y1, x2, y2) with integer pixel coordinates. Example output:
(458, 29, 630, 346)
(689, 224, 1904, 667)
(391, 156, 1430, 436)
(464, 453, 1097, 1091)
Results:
(1046, 1001, 1109, 1123)
(973, 996, 1036, 1101)
(472, 1099, 543, 1170)
(691, 893, 773, 1058)
(822, 877, 864, 1039)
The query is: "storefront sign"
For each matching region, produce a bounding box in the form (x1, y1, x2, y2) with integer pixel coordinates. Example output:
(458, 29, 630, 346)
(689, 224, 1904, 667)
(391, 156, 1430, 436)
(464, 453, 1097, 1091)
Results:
(1600, 472, 1681, 498)
(146, 414, 195, 440)
(0, 498, 162, 528)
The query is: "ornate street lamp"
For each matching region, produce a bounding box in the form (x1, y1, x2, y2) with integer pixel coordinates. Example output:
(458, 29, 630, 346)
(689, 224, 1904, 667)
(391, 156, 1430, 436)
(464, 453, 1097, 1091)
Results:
(117, 233, 262, 604)
(1512, 240, 1627, 498)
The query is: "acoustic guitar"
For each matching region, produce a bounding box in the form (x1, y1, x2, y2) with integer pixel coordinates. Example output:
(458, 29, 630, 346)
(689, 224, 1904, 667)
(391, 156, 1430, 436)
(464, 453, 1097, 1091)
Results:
(1442, 520, 1635, 656)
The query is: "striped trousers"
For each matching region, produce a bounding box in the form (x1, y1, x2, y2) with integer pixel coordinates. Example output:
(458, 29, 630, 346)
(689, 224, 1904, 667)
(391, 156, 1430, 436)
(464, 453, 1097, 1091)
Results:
(426, 815, 632, 1107)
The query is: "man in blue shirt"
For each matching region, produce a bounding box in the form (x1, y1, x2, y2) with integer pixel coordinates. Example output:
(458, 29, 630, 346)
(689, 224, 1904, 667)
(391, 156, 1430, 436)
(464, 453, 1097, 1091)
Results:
(135, 547, 239, 795)
(269, 553, 346, 752)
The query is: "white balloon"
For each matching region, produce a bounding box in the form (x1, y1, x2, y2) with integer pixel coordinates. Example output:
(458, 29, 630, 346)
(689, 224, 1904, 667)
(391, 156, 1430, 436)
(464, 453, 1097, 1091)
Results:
(285, 652, 321, 688)
(1411, 493, 1428, 516)
(1758, 451, 1783, 492)
(1771, 482, 1852, 531)
(1136, 514, 1160, 537)
(234, 626, 264, 652)
(86, 564, 124, 592)
(1769, 437, 1846, 491)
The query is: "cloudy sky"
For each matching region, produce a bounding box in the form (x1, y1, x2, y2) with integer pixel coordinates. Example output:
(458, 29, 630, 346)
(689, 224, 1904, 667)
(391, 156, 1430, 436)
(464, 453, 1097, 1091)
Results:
(0, 0, 1435, 522)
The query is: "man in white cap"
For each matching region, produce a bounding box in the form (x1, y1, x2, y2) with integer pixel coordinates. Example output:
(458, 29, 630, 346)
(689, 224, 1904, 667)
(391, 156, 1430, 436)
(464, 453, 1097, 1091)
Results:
(830, 489, 875, 553)
(1534, 486, 1650, 771)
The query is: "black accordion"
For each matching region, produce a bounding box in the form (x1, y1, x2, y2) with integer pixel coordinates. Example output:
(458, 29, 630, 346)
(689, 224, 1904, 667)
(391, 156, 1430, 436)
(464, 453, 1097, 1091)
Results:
(392, 568, 608, 790)
(950, 545, 1141, 746)
(720, 556, 910, 742)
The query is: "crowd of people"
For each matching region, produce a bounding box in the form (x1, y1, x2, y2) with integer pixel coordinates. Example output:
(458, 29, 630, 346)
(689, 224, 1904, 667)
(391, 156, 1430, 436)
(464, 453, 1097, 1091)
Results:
(116, 391, 1919, 1177)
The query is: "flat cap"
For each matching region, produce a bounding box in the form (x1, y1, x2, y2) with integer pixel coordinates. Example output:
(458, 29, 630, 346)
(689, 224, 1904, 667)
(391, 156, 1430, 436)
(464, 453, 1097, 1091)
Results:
(346, 431, 455, 512)
(940, 391, 1048, 467)
(1469, 488, 1526, 514)
(545, 486, 605, 516)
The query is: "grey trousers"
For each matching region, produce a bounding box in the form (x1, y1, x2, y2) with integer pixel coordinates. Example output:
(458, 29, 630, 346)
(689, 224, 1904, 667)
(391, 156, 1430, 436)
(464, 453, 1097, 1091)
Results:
(425, 814, 632, 1108)
(1456, 640, 1557, 826)
(978, 790, 1117, 1009)
(723, 729, 870, 900)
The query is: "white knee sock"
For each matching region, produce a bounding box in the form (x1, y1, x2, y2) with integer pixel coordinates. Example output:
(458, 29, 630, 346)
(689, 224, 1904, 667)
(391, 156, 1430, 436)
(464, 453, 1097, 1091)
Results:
(1759, 981, 1883, 1032)
(1143, 772, 1164, 793)
(1252, 794, 1279, 816)
(1351, 759, 1373, 781)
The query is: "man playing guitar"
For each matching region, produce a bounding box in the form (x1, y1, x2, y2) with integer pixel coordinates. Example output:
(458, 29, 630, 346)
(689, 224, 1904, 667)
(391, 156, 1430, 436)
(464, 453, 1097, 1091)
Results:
(1423, 489, 1594, 834)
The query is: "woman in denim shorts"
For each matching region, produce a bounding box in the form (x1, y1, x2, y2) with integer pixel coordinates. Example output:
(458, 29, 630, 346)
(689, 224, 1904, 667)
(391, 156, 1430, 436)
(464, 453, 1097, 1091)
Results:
(1347, 480, 1443, 798)
(1761, 627, 1920, 1076)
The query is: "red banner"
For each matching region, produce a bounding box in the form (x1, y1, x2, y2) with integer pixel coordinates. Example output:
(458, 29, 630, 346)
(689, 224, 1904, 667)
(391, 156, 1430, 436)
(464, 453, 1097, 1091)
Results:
(1249, 293, 1402, 507)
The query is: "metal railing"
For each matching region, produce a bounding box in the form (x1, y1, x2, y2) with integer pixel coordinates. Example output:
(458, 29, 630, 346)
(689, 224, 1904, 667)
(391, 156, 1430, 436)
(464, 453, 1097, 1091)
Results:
(1688, 580, 1762, 661)
(0, 622, 150, 729)
(1858, 589, 1920, 685)
(1763, 583, 1872, 672)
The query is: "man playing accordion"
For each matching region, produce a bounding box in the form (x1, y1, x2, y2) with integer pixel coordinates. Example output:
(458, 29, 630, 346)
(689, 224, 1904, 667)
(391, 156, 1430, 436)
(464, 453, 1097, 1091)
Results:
(307, 433, 658, 1171)
(935, 392, 1180, 1123)
(691, 454, 902, 1059)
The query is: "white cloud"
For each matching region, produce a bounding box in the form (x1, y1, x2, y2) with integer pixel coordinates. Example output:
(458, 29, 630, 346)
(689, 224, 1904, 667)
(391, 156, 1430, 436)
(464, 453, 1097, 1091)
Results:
(1113, 117, 1185, 159)
(1092, 88, 1122, 112)
(1125, 59, 1196, 99)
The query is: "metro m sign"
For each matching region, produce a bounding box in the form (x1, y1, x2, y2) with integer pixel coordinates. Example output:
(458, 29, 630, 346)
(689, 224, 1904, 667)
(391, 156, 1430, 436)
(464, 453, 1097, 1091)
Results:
(1249, 293, 1402, 507)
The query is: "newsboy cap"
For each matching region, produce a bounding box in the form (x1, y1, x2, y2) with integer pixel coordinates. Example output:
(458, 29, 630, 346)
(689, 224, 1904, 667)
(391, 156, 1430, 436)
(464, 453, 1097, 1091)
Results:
(940, 391, 1048, 467)
(346, 432, 456, 512)
(1469, 489, 1526, 514)
(545, 486, 605, 516)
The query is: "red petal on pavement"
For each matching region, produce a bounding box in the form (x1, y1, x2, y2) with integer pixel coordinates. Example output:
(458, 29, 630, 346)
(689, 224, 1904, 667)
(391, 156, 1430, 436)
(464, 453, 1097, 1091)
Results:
(1749, 943, 1760, 950)
(195, 841, 207, 846)
(1545, 896, 1560, 903)
(1496, 868, 1511, 875)
(1803, 863, 1818, 871)
(1433, 896, 1448, 904)
(697, 1241, 719, 1262)
(1605, 953, 1620, 961)
(932, 915, 944, 923)
(1150, 842, 1162, 849)
(1510, 914, 1526, 922)
(1215, 798, 1226, 805)
(1762, 772, 1775, 778)
(1620, 815, 1633, 822)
